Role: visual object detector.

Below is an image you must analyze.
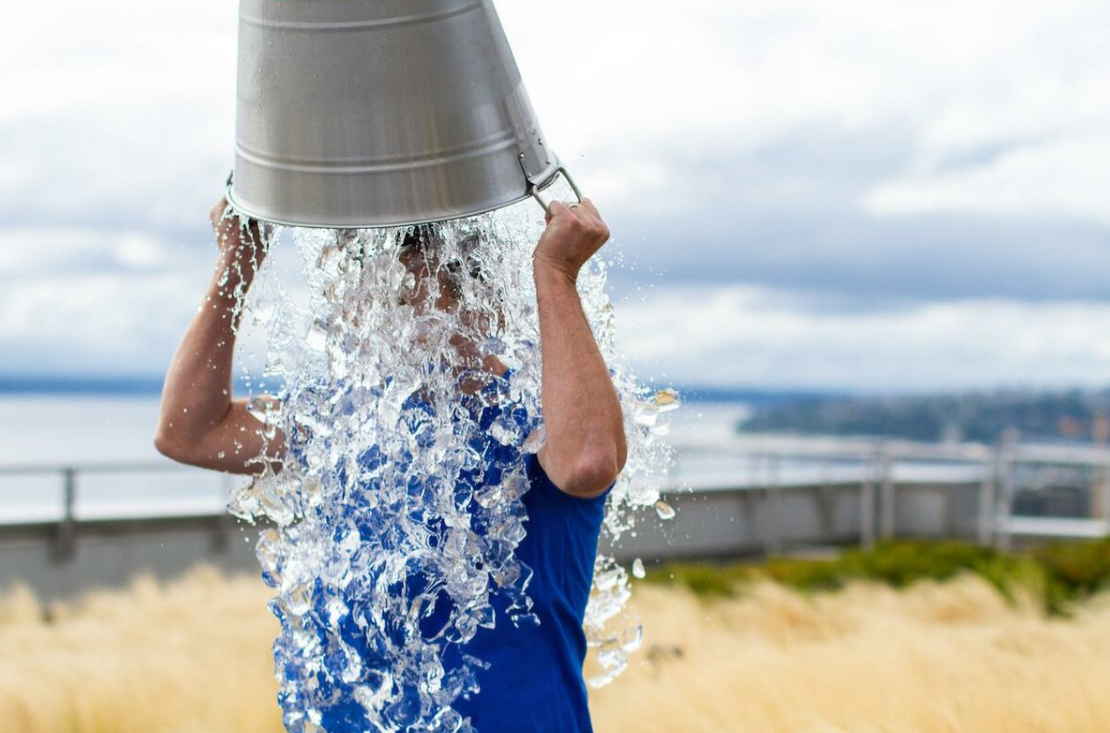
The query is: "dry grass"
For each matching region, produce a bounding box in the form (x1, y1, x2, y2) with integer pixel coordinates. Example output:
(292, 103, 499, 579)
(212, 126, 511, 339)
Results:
(3, 568, 1110, 732)
(0, 567, 282, 733)
(591, 580, 1110, 733)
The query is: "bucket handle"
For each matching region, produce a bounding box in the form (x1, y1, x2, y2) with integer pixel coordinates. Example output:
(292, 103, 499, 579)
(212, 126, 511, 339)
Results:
(522, 156, 583, 217)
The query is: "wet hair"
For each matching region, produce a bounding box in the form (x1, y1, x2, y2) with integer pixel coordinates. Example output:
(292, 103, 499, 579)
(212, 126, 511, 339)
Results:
(401, 224, 483, 281)
(401, 224, 435, 251)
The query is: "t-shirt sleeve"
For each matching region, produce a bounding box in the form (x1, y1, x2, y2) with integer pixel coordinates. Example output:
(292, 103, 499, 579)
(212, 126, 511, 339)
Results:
(523, 451, 614, 505)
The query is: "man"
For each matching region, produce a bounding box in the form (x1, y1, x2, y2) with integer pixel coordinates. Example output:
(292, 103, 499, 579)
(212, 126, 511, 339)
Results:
(154, 195, 628, 732)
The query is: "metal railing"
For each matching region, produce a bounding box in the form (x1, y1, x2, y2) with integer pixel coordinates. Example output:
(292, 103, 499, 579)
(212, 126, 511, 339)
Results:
(666, 435, 1110, 549)
(4, 436, 1110, 563)
(0, 461, 231, 561)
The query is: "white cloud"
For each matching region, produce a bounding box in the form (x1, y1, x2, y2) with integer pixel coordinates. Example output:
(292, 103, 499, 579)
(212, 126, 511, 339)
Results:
(1, 3, 233, 122)
(498, 0, 1110, 222)
(864, 135, 1110, 224)
(0, 271, 201, 376)
(12, 265, 1110, 392)
(0, 2, 235, 230)
(7, 0, 1109, 223)
(4, 0, 1110, 389)
(0, 228, 180, 275)
(616, 285, 1110, 391)
(114, 234, 168, 270)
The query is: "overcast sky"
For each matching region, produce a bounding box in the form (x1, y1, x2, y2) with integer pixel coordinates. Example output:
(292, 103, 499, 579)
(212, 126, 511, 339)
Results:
(3, 0, 1109, 391)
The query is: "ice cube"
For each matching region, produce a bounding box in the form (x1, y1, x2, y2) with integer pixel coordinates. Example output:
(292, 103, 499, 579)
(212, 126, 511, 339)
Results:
(655, 499, 676, 521)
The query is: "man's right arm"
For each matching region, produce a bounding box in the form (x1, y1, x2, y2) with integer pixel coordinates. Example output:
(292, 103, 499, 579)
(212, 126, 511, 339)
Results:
(153, 199, 285, 475)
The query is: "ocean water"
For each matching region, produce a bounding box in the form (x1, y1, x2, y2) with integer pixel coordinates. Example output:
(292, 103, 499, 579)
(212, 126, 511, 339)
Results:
(0, 396, 234, 523)
(0, 395, 166, 464)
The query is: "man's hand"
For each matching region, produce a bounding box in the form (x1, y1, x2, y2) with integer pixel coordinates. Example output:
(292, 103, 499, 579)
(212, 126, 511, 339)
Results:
(533, 199, 610, 282)
(210, 197, 268, 280)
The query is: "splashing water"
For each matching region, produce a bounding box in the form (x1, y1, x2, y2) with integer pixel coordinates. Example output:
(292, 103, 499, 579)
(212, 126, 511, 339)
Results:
(221, 195, 679, 731)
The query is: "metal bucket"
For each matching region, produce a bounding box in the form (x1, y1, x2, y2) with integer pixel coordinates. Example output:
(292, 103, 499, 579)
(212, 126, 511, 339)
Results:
(227, 0, 578, 228)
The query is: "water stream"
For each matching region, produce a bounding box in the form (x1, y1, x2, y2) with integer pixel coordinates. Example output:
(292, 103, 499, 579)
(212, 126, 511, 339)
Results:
(222, 196, 678, 732)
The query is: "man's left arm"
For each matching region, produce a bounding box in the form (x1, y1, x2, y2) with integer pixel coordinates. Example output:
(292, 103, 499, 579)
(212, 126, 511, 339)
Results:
(533, 199, 628, 499)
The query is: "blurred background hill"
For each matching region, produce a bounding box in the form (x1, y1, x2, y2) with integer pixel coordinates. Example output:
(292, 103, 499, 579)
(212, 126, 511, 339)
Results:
(740, 387, 1110, 444)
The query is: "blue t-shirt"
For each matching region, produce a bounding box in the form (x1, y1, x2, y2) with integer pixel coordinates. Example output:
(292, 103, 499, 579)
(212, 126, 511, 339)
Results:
(277, 374, 611, 733)
(450, 451, 608, 732)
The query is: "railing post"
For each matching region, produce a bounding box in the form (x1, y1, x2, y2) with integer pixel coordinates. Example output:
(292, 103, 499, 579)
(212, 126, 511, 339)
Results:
(878, 446, 895, 539)
(210, 473, 235, 554)
(52, 467, 77, 563)
(978, 448, 998, 545)
(814, 482, 835, 538)
(996, 430, 1018, 551)
(765, 452, 783, 556)
(1094, 462, 1110, 535)
(860, 449, 877, 549)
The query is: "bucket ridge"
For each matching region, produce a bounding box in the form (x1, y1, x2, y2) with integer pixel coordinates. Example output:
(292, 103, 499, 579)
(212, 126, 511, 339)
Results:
(240, 2, 484, 33)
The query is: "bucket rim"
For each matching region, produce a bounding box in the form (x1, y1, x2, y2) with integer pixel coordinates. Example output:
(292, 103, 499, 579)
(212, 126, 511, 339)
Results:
(225, 177, 535, 230)
(224, 164, 580, 230)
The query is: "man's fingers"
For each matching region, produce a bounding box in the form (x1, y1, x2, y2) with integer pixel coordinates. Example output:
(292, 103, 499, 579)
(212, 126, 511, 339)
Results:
(546, 199, 607, 239)
(547, 200, 572, 223)
(570, 199, 608, 240)
(247, 218, 263, 246)
(567, 199, 604, 231)
(577, 198, 601, 219)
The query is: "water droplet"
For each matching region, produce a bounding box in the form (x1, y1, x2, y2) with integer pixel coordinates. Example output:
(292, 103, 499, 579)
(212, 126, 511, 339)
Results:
(654, 388, 681, 412)
(632, 402, 658, 427)
(655, 500, 676, 521)
(621, 623, 644, 653)
(522, 425, 546, 454)
(490, 414, 521, 445)
(305, 324, 327, 352)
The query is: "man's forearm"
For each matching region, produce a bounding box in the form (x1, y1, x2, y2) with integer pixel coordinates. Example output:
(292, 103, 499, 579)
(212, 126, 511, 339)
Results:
(534, 263, 627, 498)
(158, 265, 245, 447)
(155, 216, 283, 474)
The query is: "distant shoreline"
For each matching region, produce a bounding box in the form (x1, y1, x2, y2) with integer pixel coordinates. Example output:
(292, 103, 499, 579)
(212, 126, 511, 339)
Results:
(0, 376, 166, 397)
(0, 375, 837, 404)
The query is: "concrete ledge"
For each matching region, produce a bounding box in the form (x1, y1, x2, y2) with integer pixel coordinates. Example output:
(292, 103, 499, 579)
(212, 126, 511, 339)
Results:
(999, 516, 1110, 539)
(0, 480, 1000, 602)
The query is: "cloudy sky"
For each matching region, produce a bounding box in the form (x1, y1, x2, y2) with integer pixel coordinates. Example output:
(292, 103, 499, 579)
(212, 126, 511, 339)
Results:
(3, 0, 1109, 391)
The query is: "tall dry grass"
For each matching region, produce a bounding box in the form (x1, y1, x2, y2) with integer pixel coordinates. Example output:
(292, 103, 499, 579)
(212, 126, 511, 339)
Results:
(0, 567, 282, 733)
(3, 567, 1110, 732)
(591, 581, 1110, 732)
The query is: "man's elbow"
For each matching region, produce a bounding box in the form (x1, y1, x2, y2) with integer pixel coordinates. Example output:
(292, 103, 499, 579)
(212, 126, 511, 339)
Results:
(154, 426, 196, 466)
(561, 448, 623, 500)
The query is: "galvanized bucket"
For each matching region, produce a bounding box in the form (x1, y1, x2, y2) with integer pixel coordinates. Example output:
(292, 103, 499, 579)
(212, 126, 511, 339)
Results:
(227, 0, 579, 228)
